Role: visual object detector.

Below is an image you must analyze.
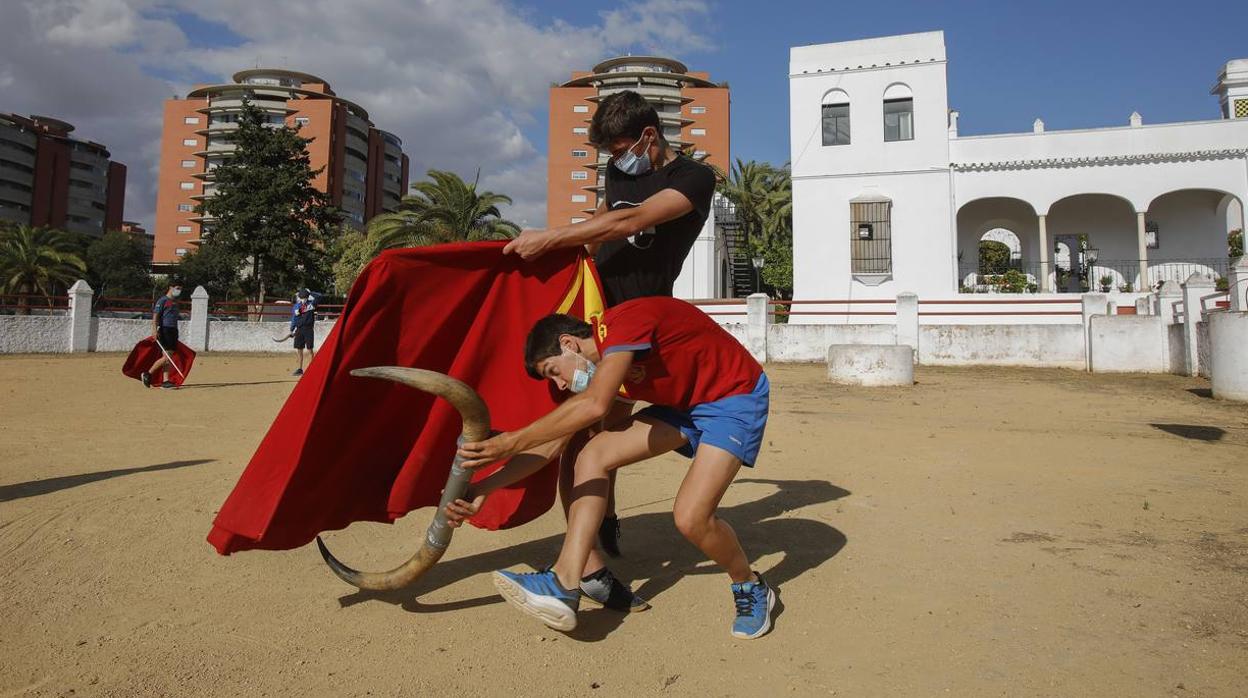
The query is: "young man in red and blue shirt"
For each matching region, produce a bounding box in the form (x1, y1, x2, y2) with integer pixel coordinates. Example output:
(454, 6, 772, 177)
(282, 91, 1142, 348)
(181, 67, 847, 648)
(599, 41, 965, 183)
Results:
(455, 296, 775, 639)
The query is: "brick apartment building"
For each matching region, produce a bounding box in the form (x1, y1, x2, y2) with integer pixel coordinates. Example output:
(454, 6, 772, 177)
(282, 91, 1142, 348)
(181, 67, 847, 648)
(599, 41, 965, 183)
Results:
(0, 113, 126, 237)
(153, 68, 409, 265)
(547, 56, 729, 228)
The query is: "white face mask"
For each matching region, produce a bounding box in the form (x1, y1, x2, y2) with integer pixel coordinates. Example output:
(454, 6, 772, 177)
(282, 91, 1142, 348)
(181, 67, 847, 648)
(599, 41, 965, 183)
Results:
(565, 348, 596, 393)
(171, 289, 182, 298)
(612, 131, 653, 176)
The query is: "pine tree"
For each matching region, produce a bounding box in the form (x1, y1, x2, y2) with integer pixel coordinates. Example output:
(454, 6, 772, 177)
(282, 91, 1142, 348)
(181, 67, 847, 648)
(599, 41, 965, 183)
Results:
(199, 99, 341, 304)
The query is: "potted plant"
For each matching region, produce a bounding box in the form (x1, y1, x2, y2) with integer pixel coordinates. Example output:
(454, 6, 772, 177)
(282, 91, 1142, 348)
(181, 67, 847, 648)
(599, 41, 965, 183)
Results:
(1117, 281, 1134, 293)
(1099, 274, 1114, 293)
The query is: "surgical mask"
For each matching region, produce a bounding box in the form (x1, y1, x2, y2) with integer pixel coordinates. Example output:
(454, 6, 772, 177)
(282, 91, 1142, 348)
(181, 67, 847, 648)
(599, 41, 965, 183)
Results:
(569, 351, 596, 393)
(613, 132, 652, 176)
(171, 289, 182, 298)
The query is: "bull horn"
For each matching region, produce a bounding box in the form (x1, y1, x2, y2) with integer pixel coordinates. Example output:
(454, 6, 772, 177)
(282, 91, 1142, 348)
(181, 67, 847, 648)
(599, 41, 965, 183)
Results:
(316, 366, 490, 591)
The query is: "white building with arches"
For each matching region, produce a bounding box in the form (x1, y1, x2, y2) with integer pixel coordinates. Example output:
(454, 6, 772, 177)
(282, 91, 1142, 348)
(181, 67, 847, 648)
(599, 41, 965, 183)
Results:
(790, 31, 1248, 304)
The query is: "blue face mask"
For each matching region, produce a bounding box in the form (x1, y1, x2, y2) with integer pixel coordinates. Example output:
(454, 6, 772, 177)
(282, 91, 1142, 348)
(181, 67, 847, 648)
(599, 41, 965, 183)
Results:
(569, 351, 596, 393)
(613, 132, 653, 176)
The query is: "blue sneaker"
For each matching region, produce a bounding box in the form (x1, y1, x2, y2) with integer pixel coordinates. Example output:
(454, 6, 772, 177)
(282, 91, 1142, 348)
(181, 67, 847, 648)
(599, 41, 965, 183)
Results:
(730, 573, 776, 639)
(493, 568, 581, 631)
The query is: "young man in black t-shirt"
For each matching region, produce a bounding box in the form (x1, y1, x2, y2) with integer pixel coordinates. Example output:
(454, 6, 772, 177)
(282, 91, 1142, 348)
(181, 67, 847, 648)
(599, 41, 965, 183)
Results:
(497, 89, 717, 611)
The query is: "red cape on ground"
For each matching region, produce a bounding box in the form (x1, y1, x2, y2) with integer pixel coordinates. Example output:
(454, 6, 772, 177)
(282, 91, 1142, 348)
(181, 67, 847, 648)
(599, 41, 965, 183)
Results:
(207, 241, 605, 555)
(122, 337, 197, 387)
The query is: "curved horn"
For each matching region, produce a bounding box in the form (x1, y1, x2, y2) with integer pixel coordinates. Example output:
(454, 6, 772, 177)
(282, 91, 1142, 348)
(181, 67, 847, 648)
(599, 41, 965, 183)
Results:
(317, 366, 491, 591)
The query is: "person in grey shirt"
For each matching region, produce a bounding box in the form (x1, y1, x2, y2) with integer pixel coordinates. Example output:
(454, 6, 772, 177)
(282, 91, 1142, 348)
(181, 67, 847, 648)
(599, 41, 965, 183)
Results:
(143, 283, 182, 389)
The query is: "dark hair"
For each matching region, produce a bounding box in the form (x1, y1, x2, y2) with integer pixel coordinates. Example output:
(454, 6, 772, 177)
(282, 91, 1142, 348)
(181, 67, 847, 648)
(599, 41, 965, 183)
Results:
(524, 314, 592, 379)
(588, 90, 662, 149)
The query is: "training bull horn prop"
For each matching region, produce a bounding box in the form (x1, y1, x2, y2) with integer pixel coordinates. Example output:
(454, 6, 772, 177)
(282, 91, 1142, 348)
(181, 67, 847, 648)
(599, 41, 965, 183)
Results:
(315, 366, 491, 591)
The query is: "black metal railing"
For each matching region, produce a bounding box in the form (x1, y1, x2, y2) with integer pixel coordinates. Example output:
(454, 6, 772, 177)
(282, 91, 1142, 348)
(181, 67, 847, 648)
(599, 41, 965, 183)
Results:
(958, 258, 1233, 294)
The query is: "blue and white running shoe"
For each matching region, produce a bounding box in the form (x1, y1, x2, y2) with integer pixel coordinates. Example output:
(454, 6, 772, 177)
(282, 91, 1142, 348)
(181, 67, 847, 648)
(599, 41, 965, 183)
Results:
(730, 573, 776, 639)
(493, 568, 581, 631)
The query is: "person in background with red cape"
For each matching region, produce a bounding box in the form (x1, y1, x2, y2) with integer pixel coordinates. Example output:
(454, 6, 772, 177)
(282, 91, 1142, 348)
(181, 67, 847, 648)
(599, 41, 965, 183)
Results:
(144, 283, 184, 389)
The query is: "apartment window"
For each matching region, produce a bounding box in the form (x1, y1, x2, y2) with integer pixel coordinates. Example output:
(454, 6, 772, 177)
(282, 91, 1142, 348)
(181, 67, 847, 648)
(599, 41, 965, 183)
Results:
(181, 159, 196, 168)
(822, 90, 851, 146)
(184, 116, 200, 125)
(690, 106, 707, 114)
(182, 138, 198, 147)
(180, 182, 195, 190)
(884, 99, 914, 142)
(850, 198, 892, 278)
(177, 204, 193, 212)
(571, 171, 589, 180)
(572, 105, 590, 113)
(690, 128, 706, 136)
(572, 127, 588, 135)
(571, 217, 587, 224)
(177, 225, 192, 233)
(571, 194, 588, 203)
(175, 248, 188, 256)
(294, 117, 310, 127)
(571, 149, 589, 158)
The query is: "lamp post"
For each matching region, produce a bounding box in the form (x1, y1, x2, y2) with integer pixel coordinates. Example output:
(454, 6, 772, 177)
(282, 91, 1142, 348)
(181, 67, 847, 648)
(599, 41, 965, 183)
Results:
(1085, 246, 1100, 292)
(752, 254, 765, 295)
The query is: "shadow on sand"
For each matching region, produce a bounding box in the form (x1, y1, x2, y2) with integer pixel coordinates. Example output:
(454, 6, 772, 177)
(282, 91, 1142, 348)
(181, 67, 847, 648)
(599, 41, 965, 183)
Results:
(327, 478, 849, 642)
(0, 459, 214, 503)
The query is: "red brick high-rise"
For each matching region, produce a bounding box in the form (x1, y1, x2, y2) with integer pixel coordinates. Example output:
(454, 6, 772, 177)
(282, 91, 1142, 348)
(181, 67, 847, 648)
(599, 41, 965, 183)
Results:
(547, 56, 730, 228)
(0, 113, 126, 237)
(153, 69, 409, 266)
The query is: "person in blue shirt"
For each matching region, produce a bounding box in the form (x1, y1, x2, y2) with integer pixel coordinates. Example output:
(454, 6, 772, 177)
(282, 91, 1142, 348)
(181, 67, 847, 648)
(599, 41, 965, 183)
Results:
(290, 288, 317, 377)
(142, 283, 182, 389)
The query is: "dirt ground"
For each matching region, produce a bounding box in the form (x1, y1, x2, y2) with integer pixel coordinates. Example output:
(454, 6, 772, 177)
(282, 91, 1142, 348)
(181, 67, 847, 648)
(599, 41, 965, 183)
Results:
(1, 354, 1246, 697)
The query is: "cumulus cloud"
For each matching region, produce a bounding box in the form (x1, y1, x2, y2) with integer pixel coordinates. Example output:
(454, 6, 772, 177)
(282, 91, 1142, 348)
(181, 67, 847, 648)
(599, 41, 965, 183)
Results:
(0, 0, 716, 231)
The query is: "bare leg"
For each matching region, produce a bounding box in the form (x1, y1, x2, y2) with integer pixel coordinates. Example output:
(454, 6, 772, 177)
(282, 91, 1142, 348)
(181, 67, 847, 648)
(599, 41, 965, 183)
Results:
(552, 416, 687, 590)
(672, 444, 752, 583)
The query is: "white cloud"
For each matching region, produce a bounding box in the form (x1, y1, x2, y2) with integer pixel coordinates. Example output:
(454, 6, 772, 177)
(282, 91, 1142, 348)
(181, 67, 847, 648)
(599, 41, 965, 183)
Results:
(0, 0, 716, 233)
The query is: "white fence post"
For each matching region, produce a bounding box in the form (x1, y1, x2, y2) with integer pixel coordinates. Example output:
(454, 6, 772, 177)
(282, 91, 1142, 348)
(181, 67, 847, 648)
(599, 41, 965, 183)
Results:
(1080, 293, 1108, 371)
(1229, 255, 1247, 312)
(1155, 280, 1182, 325)
(746, 293, 770, 364)
(1181, 273, 1214, 377)
(67, 279, 93, 353)
(189, 286, 209, 351)
(895, 292, 919, 362)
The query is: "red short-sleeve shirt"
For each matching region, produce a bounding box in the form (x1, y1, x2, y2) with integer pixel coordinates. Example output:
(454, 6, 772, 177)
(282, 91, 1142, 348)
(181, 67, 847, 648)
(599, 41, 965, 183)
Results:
(593, 297, 762, 411)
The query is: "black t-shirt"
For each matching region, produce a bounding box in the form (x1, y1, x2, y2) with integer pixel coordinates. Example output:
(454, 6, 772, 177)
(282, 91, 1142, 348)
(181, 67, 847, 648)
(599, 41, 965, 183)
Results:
(594, 152, 716, 306)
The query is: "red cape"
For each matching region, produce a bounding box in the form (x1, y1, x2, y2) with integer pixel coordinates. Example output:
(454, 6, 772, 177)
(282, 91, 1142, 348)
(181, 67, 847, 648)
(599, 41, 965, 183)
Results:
(122, 337, 197, 387)
(207, 242, 606, 554)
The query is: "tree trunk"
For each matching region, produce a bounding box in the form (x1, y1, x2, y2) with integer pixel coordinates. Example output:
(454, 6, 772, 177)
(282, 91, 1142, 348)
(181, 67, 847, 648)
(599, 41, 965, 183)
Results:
(16, 282, 31, 316)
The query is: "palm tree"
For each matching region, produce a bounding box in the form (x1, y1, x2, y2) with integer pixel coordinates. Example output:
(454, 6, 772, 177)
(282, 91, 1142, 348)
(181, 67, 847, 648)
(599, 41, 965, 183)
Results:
(717, 159, 778, 248)
(367, 169, 520, 252)
(717, 160, 794, 297)
(0, 224, 87, 313)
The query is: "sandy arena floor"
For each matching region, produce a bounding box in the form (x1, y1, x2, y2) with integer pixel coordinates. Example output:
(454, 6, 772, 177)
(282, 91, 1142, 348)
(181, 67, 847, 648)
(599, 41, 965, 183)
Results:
(1, 354, 1246, 697)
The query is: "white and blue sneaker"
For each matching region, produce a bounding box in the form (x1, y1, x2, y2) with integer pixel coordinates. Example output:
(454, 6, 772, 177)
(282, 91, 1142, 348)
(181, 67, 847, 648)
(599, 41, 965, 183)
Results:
(730, 573, 776, 639)
(493, 568, 581, 631)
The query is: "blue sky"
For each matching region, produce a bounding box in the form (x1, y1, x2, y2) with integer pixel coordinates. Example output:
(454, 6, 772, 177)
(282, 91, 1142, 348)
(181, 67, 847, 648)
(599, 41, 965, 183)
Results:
(523, 0, 1248, 167)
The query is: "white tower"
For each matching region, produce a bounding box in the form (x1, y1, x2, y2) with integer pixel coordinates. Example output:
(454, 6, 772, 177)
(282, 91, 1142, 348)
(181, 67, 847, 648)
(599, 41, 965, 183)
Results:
(1213, 59, 1248, 120)
(789, 31, 954, 301)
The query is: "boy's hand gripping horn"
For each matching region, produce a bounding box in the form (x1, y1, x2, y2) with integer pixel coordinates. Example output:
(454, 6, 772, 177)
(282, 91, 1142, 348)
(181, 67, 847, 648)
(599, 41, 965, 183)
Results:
(316, 366, 490, 591)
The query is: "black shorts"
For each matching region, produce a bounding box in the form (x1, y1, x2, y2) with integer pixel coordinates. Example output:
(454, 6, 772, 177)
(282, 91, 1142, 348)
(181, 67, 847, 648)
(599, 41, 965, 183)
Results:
(157, 326, 179, 351)
(293, 325, 315, 350)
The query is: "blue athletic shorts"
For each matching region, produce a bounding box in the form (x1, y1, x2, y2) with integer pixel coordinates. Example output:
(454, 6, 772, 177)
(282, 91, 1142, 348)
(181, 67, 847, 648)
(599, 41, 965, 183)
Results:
(639, 372, 769, 467)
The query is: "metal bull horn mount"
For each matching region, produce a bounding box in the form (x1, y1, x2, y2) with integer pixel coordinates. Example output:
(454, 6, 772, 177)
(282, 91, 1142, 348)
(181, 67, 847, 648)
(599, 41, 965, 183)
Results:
(315, 366, 491, 591)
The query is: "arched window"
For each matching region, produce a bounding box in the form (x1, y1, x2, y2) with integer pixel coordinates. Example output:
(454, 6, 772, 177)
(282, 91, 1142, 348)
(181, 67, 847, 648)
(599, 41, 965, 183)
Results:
(821, 89, 850, 146)
(883, 83, 914, 142)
